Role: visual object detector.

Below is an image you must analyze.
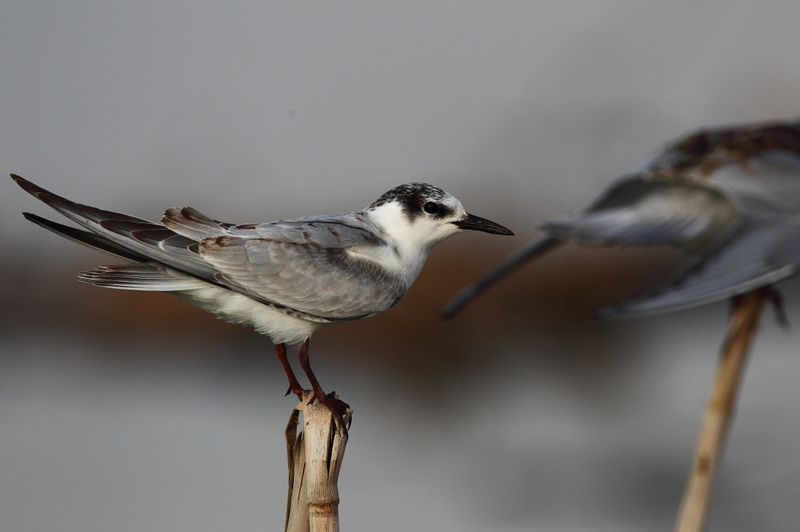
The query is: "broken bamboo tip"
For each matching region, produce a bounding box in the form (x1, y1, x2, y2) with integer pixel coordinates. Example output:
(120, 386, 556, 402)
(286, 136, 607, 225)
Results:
(285, 392, 353, 532)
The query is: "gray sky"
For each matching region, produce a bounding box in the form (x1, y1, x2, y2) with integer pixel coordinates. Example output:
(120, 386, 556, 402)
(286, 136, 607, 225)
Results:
(5, 1, 800, 243)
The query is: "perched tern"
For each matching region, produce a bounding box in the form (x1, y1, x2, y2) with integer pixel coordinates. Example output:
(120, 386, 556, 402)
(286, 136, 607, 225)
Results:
(443, 119, 800, 320)
(13, 175, 513, 431)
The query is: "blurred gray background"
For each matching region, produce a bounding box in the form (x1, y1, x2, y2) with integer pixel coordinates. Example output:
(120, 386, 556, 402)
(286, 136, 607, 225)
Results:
(3, 1, 800, 531)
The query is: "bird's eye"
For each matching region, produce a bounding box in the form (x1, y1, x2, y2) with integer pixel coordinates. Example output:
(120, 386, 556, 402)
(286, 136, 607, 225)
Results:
(423, 202, 439, 214)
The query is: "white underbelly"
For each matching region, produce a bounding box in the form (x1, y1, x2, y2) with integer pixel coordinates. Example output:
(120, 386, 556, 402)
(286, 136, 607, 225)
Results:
(172, 285, 323, 347)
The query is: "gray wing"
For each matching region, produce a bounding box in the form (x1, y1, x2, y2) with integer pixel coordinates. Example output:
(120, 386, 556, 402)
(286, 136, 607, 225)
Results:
(598, 220, 800, 318)
(193, 215, 407, 320)
(545, 177, 740, 252)
(224, 213, 387, 248)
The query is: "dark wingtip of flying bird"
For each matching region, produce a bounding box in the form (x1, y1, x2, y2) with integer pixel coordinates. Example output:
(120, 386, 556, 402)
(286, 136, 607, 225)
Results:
(441, 236, 563, 320)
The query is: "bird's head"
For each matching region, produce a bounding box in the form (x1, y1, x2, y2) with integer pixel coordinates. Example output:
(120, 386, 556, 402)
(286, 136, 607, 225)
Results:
(365, 182, 513, 252)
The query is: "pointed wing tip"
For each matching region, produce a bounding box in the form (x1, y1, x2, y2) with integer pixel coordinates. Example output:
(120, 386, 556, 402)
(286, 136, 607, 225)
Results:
(21, 211, 51, 227)
(440, 304, 460, 321)
(441, 285, 481, 321)
(442, 237, 564, 321)
(11, 175, 69, 209)
(10, 173, 39, 195)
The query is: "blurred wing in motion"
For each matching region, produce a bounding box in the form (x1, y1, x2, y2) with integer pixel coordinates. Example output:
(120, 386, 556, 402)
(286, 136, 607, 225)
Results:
(442, 177, 740, 319)
(599, 220, 800, 318)
(545, 178, 740, 252)
(441, 236, 562, 319)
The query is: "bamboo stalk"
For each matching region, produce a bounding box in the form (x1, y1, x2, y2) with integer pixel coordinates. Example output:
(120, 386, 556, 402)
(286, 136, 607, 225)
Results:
(285, 392, 352, 532)
(673, 288, 770, 532)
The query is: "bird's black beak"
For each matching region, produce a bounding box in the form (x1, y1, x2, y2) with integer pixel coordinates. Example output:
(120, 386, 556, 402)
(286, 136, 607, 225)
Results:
(452, 213, 514, 235)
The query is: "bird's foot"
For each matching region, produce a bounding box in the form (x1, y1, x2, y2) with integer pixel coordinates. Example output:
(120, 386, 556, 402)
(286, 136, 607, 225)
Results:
(285, 385, 310, 401)
(311, 390, 351, 435)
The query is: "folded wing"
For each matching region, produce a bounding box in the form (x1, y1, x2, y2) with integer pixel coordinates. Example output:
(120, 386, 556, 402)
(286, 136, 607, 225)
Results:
(196, 217, 407, 320)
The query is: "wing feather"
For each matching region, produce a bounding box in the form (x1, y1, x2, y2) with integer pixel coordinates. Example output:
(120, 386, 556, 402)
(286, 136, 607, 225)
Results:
(545, 178, 740, 252)
(599, 220, 798, 318)
(201, 236, 406, 319)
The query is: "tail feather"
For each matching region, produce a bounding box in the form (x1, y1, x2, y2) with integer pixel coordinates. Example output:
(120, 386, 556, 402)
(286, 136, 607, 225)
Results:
(79, 263, 208, 291)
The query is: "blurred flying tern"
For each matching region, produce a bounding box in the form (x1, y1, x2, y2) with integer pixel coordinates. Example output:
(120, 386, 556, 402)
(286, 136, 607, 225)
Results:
(13, 175, 513, 431)
(443, 119, 800, 320)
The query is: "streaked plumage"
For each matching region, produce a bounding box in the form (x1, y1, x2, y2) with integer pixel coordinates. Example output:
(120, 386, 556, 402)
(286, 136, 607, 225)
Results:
(443, 119, 800, 319)
(13, 175, 513, 430)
